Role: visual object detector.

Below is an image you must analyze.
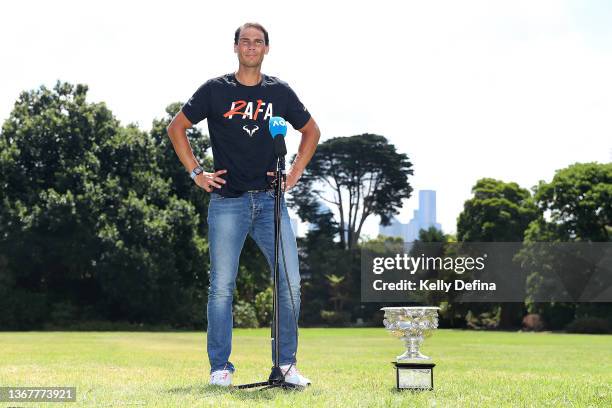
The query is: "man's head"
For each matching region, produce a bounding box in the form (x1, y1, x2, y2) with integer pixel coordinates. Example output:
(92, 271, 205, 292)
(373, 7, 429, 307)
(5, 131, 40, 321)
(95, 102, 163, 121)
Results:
(234, 22, 269, 68)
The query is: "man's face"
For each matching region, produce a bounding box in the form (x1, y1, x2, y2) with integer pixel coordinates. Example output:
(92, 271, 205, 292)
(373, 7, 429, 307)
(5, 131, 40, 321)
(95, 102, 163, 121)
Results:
(234, 26, 269, 68)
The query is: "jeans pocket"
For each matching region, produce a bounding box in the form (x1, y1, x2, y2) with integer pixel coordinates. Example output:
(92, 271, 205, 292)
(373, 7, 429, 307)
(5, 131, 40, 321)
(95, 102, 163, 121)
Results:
(210, 192, 224, 201)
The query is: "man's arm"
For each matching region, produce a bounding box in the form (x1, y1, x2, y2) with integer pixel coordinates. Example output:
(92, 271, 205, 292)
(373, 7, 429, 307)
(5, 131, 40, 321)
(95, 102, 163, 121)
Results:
(166, 112, 226, 192)
(267, 117, 320, 190)
(166, 112, 200, 173)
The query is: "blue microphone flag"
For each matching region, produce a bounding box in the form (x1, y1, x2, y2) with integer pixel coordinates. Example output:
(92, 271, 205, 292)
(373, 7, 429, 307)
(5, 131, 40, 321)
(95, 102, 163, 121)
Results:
(268, 116, 287, 138)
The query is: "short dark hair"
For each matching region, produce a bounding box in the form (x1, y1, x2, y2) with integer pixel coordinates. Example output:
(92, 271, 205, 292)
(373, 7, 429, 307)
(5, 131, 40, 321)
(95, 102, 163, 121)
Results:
(234, 22, 269, 46)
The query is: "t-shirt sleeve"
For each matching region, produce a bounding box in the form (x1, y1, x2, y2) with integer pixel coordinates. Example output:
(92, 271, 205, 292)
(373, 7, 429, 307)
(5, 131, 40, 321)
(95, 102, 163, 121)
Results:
(181, 81, 211, 125)
(285, 85, 311, 130)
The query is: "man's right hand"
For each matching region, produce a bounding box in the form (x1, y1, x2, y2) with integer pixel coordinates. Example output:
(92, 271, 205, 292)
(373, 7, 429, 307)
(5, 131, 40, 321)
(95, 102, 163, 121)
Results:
(194, 169, 228, 192)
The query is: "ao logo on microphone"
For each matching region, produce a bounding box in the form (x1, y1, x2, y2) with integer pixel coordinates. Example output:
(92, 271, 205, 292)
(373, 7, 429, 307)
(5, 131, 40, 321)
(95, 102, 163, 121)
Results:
(268, 116, 288, 139)
(271, 118, 286, 127)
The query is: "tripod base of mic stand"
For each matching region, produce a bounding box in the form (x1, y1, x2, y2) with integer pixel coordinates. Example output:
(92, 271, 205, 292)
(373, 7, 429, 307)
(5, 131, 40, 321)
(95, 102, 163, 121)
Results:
(234, 366, 305, 390)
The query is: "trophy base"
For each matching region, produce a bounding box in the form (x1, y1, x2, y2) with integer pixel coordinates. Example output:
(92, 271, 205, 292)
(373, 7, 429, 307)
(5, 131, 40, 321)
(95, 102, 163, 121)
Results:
(393, 362, 435, 391)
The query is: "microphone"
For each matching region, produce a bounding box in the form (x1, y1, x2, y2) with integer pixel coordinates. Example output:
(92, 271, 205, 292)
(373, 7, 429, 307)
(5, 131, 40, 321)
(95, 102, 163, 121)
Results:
(268, 116, 287, 158)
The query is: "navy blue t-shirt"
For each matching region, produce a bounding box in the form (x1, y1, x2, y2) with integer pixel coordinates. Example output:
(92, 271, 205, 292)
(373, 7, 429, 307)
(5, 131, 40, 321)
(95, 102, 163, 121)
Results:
(181, 73, 311, 197)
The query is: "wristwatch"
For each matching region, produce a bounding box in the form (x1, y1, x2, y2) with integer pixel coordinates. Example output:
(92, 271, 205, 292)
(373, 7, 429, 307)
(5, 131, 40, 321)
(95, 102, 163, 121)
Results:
(190, 165, 204, 180)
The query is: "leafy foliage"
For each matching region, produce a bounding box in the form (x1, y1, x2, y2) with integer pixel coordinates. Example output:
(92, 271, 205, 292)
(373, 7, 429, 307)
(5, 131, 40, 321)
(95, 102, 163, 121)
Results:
(527, 162, 612, 242)
(0, 82, 208, 328)
(457, 178, 538, 242)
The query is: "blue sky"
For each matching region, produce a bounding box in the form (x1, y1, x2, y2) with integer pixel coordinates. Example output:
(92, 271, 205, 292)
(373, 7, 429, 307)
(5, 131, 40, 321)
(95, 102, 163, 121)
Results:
(1, 0, 611, 237)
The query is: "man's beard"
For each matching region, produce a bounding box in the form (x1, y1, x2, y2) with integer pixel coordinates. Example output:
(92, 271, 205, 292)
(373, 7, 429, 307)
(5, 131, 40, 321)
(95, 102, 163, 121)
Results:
(240, 56, 263, 68)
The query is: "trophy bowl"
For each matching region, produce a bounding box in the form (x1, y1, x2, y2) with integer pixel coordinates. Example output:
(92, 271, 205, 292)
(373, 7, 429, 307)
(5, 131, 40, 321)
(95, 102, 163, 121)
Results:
(381, 306, 440, 361)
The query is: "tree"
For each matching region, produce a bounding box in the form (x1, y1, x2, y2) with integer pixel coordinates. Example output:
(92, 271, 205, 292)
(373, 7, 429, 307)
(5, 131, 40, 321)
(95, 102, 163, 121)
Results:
(295, 207, 343, 324)
(289, 134, 413, 250)
(456, 178, 538, 329)
(457, 178, 538, 242)
(0, 82, 120, 326)
(528, 162, 612, 242)
(521, 162, 612, 329)
(149, 103, 211, 231)
(417, 226, 447, 243)
(0, 82, 208, 328)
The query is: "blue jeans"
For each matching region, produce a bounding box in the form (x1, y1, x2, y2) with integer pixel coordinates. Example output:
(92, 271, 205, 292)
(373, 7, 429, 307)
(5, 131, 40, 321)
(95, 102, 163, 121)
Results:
(206, 191, 301, 373)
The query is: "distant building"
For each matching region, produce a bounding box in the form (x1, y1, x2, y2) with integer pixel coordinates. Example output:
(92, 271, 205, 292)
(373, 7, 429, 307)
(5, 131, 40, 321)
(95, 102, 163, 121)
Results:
(380, 215, 406, 239)
(379, 190, 442, 242)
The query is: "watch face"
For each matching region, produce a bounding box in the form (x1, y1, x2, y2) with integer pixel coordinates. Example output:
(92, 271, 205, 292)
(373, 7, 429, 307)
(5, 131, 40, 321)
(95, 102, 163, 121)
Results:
(191, 167, 203, 179)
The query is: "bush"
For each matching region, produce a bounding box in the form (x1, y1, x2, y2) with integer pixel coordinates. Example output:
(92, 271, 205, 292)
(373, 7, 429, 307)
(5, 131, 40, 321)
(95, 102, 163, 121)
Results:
(465, 309, 500, 330)
(565, 317, 610, 334)
(233, 301, 258, 328)
(254, 287, 273, 327)
(320, 310, 351, 326)
(537, 303, 576, 330)
(522, 314, 545, 331)
(0, 290, 48, 330)
(50, 301, 79, 326)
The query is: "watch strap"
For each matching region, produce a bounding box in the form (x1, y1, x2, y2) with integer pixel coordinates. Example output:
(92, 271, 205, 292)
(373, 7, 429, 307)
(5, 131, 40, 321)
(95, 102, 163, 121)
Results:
(190, 165, 204, 180)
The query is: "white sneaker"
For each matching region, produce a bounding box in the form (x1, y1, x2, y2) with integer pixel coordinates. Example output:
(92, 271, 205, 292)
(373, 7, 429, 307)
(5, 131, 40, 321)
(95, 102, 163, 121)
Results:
(209, 369, 233, 387)
(280, 364, 311, 387)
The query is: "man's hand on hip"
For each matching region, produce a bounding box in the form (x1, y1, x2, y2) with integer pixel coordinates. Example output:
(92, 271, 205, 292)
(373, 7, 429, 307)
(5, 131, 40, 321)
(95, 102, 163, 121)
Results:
(195, 169, 227, 192)
(267, 167, 302, 191)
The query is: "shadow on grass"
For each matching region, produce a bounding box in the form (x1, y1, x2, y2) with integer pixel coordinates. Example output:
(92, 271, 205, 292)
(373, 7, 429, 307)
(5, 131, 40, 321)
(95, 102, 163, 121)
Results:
(166, 384, 308, 401)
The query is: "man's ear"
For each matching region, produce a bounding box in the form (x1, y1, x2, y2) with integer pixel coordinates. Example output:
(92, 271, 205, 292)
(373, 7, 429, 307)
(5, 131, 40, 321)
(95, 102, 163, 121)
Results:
(234, 44, 239, 53)
(264, 46, 269, 55)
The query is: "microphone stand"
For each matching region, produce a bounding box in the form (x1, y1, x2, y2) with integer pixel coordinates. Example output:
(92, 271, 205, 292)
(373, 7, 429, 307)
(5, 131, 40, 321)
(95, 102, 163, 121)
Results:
(235, 137, 301, 391)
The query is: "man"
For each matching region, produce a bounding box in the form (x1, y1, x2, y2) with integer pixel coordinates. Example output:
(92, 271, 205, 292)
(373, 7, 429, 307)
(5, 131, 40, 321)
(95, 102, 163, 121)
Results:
(166, 22, 320, 387)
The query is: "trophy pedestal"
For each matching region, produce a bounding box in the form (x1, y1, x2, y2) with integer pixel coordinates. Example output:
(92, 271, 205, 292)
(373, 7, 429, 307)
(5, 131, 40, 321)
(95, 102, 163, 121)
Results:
(393, 361, 435, 391)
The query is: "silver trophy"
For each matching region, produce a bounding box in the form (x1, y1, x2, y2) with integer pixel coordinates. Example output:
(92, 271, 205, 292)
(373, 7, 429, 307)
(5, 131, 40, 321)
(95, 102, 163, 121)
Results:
(381, 306, 440, 390)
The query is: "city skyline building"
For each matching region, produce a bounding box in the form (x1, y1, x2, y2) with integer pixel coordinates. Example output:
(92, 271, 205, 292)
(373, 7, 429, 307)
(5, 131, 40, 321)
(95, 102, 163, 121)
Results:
(379, 190, 442, 242)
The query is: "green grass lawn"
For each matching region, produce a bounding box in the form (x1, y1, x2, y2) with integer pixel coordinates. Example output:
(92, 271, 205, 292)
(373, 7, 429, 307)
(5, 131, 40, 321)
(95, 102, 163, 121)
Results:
(0, 329, 611, 407)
